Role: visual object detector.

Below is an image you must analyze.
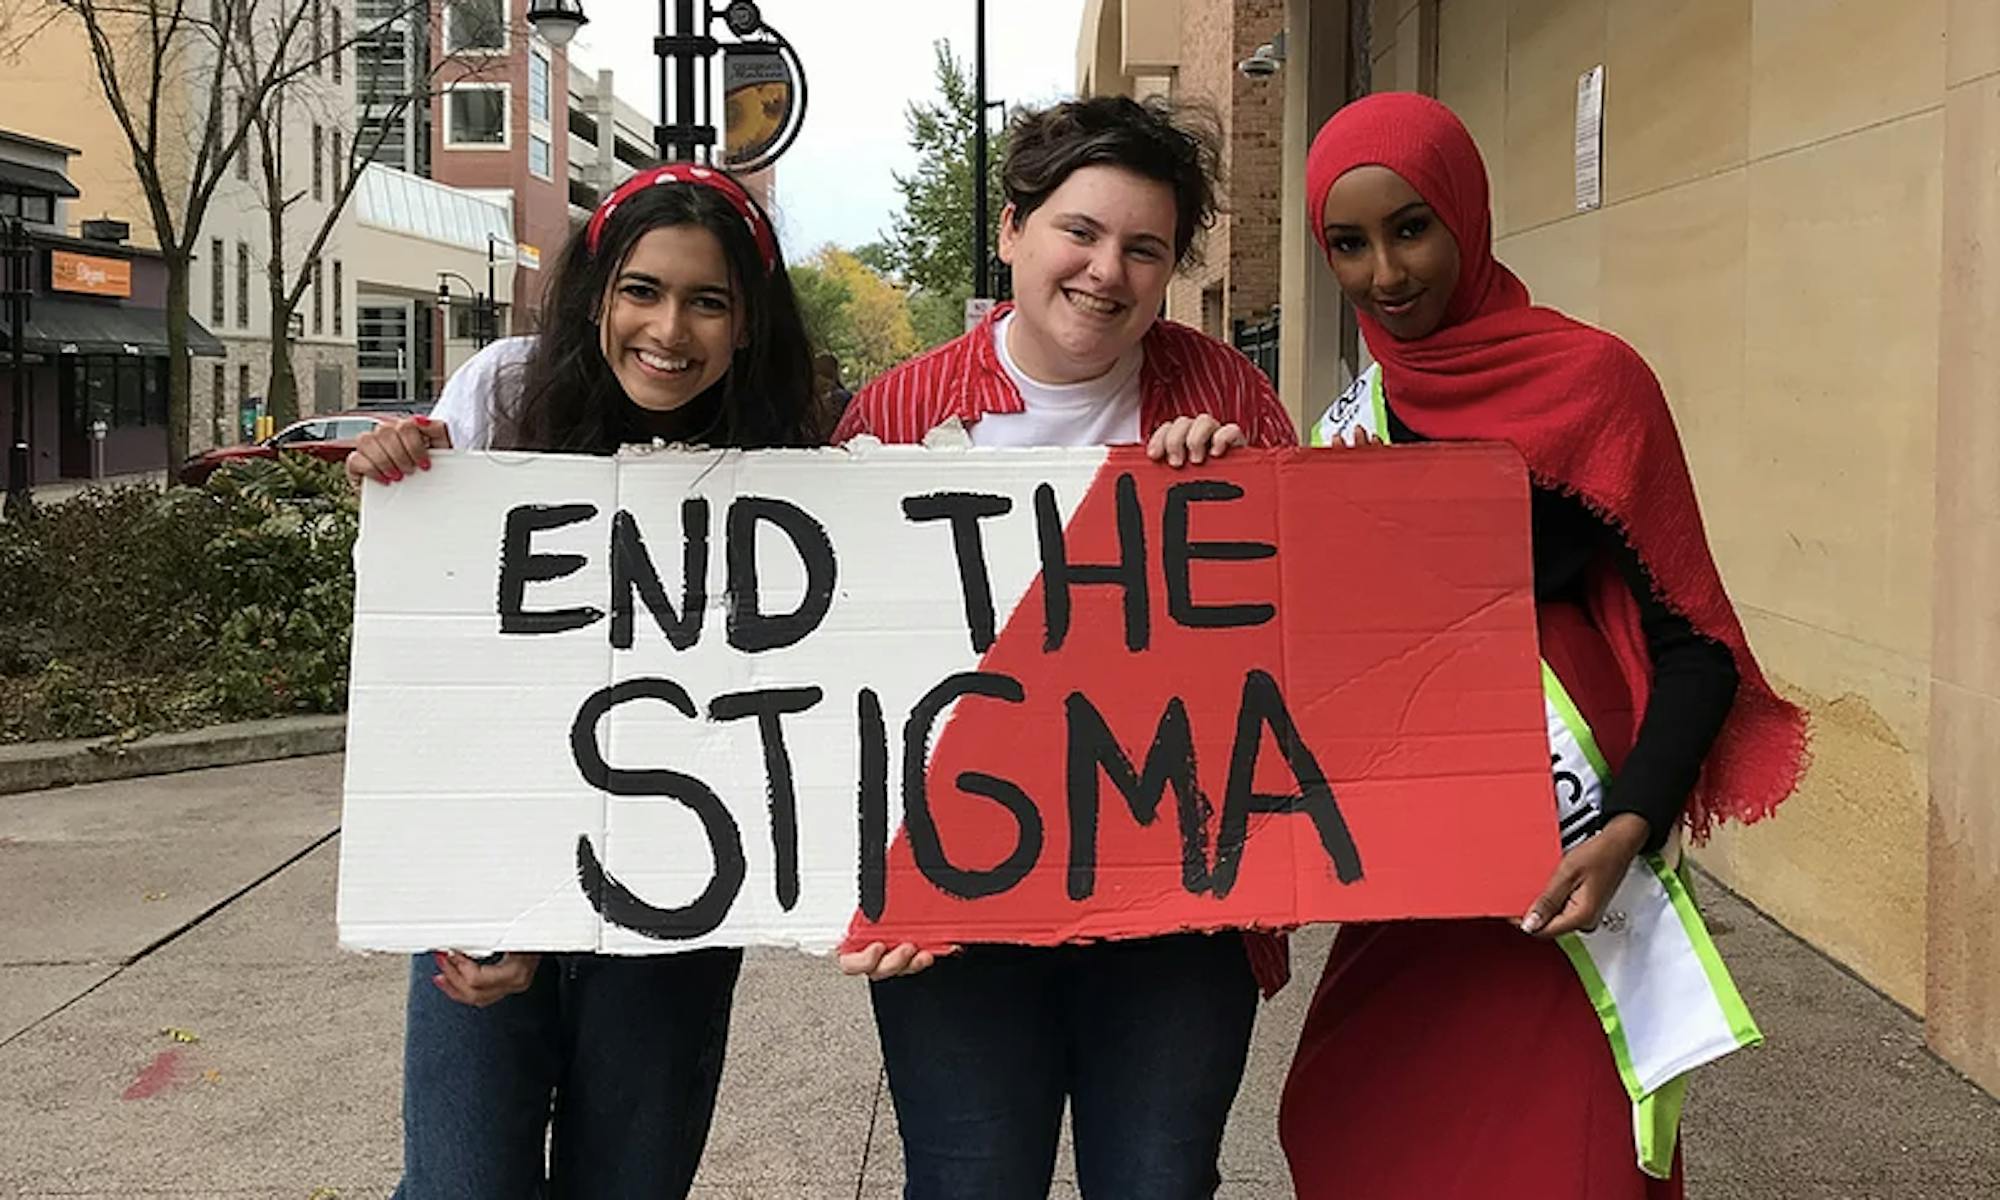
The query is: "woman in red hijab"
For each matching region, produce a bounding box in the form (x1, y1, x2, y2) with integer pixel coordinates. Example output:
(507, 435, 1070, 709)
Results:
(1272, 93, 1809, 1198)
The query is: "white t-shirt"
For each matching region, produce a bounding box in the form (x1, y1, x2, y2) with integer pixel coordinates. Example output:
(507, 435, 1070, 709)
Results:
(428, 335, 537, 451)
(968, 313, 1144, 449)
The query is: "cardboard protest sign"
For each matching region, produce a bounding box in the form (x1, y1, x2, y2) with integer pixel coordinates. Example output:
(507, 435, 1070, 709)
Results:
(336, 442, 1558, 956)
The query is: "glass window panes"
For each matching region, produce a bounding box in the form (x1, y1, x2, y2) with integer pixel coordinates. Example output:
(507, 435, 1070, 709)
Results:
(445, 0, 505, 53)
(448, 88, 506, 145)
(529, 134, 551, 179)
(529, 52, 551, 123)
(143, 360, 166, 426)
(358, 303, 409, 371)
(112, 359, 139, 428)
(211, 239, 225, 323)
(273, 421, 331, 446)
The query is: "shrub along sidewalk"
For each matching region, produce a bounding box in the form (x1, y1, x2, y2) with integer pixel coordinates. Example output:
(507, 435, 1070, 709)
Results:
(0, 455, 357, 745)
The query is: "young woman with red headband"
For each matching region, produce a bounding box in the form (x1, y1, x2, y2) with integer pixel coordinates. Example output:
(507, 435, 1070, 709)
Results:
(347, 163, 818, 1199)
(1247, 93, 1808, 1197)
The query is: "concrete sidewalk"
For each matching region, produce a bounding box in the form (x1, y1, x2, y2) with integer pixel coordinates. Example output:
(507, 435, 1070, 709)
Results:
(1, 755, 1995, 1197)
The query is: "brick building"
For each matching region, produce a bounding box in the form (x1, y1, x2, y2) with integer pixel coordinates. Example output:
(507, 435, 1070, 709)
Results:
(1077, 0, 1286, 349)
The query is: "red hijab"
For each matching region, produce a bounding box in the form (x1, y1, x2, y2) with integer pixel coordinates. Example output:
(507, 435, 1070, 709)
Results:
(1306, 93, 1806, 837)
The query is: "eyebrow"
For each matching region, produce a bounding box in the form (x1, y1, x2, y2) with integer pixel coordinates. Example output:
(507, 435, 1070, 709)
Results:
(1054, 211, 1173, 253)
(616, 270, 732, 296)
(1324, 201, 1433, 232)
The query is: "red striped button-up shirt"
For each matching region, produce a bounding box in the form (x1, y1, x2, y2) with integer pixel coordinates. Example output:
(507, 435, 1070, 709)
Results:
(831, 303, 1298, 451)
(833, 303, 1297, 997)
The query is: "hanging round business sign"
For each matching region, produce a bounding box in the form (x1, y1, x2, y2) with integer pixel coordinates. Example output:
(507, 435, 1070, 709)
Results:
(722, 38, 805, 173)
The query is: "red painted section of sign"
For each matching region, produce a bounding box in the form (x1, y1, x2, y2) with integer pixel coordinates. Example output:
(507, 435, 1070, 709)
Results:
(845, 444, 1558, 950)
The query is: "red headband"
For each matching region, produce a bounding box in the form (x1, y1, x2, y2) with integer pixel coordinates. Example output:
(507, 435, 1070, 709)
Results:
(584, 162, 779, 272)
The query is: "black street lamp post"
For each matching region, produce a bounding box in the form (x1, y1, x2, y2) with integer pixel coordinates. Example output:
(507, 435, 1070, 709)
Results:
(973, 0, 987, 300)
(3, 216, 31, 517)
(528, 0, 805, 168)
(437, 272, 491, 349)
(658, 0, 717, 162)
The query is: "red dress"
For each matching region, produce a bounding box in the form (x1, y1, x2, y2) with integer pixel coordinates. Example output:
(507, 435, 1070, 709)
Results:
(1277, 604, 1684, 1199)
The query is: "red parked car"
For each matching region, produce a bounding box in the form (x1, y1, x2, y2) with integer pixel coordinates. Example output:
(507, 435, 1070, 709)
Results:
(178, 411, 397, 486)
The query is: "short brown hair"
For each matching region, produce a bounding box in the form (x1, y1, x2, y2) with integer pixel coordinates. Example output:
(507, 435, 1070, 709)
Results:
(1002, 96, 1223, 268)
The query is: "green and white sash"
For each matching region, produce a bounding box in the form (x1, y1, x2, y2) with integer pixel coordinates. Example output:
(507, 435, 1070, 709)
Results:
(1309, 363, 1389, 448)
(1314, 378, 1763, 1178)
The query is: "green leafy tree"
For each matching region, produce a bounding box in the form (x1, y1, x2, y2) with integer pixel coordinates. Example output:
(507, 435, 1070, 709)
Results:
(788, 257, 854, 361)
(884, 41, 1006, 310)
(907, 287, 968, 351)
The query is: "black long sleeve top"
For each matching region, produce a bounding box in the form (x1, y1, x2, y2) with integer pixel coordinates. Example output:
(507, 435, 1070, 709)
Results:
(1386, 408, 1739, 851)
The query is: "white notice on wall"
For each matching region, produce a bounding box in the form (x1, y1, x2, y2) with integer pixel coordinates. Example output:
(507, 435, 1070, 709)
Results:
(1575, 65, 1604, 212)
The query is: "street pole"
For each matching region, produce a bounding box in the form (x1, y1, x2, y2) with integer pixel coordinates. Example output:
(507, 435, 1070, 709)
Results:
(4, 218, 29, 517)
(486, 234, 497, 347)
(973, 0, 988, 300)
(657, 0, 717, 162)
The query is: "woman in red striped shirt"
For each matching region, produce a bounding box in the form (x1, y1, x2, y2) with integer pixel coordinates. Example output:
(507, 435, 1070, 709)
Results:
(835, 95, 1295, 1200)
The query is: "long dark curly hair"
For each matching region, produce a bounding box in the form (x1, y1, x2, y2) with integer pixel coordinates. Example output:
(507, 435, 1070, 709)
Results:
(494, 174, 819, 452)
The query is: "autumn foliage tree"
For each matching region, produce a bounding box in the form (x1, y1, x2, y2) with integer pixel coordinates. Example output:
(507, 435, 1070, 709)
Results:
(789, 246, 919, 388)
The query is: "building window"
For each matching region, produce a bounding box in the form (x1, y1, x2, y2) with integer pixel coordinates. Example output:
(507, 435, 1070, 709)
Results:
(331, 130, 344, 195)
(332, 7, 343, 82)
(312, 123, 324, 200)
(210, 238, 224, 324)
(528, 134, 551, 180)
(528, 50, 551, 123)
(239, 363, 253, 420)
(312, 257, 324, 334)
(1200, 284, 1224, 339)
(333, 261, 344, 336)
(312, 0, 324, 72)
(236, 95, 250, 180)
(0, 190, 52, 223)
(357, 12, 414, 171)
(445, 85, 508, 147)
(68, 358, 170, 432)
(213, 363, 228, 440)
(444, 0, 506, 54)
(358, 301, 412, 405)
(237, 242, 250, 327)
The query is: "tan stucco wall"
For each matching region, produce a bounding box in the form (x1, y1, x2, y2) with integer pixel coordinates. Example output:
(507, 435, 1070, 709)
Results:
(1427, 0, 1949, 1014)
(1928, 0, 2000, 1096)
(0, 13, 167, 249)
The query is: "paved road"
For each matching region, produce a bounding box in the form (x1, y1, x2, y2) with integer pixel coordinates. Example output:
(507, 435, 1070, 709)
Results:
(1, 756, 1995, 1197)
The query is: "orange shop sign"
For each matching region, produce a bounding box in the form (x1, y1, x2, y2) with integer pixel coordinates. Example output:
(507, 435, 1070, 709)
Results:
(51, 251, 132, 298)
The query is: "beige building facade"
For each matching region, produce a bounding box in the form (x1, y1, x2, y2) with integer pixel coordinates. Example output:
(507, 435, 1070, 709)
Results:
(1084, 0, 2000, 1097)
(0, 3, 361, 450)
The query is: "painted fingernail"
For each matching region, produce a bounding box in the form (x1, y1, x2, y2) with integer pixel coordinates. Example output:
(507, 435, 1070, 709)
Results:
(387, 469, 403, 482)
(413, 416, 431, 426)
(419, 460, 431, 471)
(1521, 913, 1544, 933)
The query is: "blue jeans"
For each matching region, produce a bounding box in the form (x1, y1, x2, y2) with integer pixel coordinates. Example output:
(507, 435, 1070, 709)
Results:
(870, 933, 1258, 1200)
(394, 949, 742, 1200)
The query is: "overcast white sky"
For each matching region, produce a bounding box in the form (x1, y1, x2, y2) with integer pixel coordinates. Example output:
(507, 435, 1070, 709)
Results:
(570, 0, 1088, 260)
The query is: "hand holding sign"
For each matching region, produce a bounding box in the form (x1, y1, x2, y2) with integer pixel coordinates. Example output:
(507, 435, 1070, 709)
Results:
(347, 417, 453, 485)
(1146, 414, 1247, 467)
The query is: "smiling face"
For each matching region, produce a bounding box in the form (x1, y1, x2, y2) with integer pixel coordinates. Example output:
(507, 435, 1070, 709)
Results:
(997, 164, 1178, 384)
(599, 224, 744, 411)
(1319, 164, 1462, 341)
